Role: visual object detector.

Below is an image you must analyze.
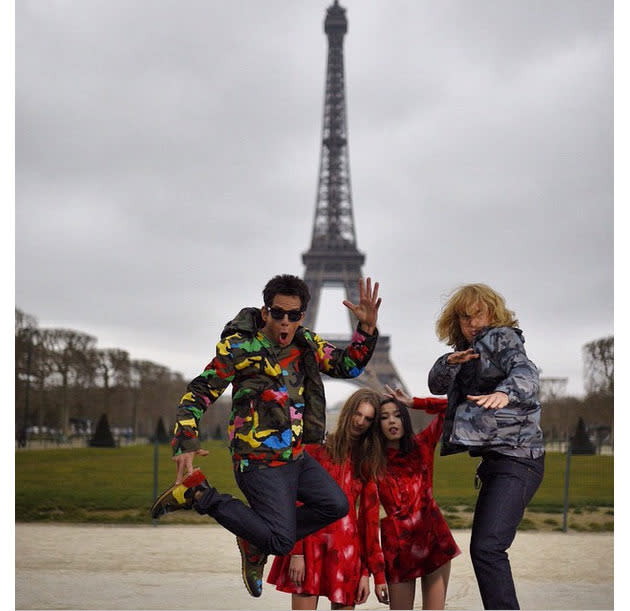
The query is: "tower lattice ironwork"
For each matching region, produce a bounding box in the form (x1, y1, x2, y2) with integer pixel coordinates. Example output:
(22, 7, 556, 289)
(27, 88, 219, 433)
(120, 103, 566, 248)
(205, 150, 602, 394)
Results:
(302, 1, 408, 396)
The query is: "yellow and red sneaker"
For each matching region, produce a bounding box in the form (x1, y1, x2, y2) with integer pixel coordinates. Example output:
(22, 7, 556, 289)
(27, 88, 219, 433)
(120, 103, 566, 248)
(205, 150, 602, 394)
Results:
(150, 469, 208, 519)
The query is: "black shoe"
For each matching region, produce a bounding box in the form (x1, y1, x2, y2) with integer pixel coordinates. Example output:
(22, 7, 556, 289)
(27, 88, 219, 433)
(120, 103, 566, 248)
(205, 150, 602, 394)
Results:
(236, 536, 268, 598)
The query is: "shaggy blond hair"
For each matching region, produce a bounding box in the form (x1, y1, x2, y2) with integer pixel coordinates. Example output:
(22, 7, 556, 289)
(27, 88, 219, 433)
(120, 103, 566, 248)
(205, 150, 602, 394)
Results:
(436, 283, 518, 349)
(325, 387, 385, 481)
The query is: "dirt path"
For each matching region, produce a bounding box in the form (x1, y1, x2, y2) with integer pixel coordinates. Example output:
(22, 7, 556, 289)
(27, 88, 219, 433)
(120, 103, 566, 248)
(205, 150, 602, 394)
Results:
(15, 524, 613, 610)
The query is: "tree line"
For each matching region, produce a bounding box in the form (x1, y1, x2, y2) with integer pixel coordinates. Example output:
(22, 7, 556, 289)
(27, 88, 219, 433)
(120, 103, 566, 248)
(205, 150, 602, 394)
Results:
(15, 307, 613, 449)
(15, 308, 195, 441)
(539, 335, 614, 451)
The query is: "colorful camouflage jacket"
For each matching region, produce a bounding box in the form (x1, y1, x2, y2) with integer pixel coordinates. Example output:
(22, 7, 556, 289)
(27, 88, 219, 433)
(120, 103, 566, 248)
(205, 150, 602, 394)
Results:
(171, 307, 378, 471)
(428, 326, 544, 457)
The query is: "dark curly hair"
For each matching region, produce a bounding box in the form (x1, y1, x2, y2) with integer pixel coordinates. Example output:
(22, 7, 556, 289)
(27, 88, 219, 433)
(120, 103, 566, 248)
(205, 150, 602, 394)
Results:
(263, 274, 311, 311)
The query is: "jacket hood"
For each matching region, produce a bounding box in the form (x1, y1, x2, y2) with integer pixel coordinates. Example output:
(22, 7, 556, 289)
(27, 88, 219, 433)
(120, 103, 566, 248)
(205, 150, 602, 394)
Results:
(221, 306, 314, 347)
(220, 307, 263, 339)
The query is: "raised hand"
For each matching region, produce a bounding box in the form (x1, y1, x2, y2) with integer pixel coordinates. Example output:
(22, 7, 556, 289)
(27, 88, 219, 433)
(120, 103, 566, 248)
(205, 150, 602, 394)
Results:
(384, 383, 413, 408)
(446, 348, 480, 365)
(342, 277, 381, 334)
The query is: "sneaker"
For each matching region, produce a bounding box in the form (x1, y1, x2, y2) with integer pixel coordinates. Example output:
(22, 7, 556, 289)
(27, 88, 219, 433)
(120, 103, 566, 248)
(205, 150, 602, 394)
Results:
(150, 469, 208, 519)
(236, 536, 268, 598)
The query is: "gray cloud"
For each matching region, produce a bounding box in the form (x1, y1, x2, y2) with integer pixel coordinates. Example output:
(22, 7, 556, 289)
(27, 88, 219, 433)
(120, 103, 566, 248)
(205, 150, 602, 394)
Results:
(16, 0, 613, 404)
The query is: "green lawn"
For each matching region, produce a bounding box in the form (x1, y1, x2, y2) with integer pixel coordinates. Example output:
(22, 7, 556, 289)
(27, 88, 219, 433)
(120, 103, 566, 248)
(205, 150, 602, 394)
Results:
(433, 450, 614, 510)
(15, 444, 613, 523)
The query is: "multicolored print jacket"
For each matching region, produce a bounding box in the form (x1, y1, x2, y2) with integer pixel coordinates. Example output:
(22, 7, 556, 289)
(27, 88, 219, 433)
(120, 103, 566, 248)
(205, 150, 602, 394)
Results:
(171, 307, 378, 472)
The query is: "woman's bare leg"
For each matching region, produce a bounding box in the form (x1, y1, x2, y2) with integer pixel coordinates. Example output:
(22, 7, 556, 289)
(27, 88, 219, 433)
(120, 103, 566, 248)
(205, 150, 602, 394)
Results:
(387, 580, 416, 610)
(331, 603, 354, 610)
(420, 562, 451, 610)
(292, 594, 318, 610)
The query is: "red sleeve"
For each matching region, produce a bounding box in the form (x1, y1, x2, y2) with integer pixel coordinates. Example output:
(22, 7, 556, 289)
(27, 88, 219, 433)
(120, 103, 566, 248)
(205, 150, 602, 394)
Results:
(411, 396, 448, 414)
(357, 479, 386, 585)
(415, 411, 445, 450)
(290, 538, 304, 555)
(303, 443, 325, 462)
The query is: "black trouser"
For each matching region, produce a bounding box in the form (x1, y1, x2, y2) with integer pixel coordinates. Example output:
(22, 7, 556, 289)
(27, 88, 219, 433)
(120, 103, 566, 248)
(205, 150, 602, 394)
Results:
(197, 453, 348, 556)
(470, 452, 544, 610)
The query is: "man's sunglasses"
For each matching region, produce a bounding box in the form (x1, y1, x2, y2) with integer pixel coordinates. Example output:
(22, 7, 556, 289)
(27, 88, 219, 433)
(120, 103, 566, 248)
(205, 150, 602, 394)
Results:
(266, 306, 303, 322)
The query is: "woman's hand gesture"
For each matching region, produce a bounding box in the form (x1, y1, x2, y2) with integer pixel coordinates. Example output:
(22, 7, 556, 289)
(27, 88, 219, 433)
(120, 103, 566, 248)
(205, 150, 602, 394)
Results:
(384, 384, 413, 408)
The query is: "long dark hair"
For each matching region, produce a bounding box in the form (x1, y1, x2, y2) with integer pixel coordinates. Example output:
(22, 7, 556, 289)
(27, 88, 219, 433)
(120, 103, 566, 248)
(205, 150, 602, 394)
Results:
(326, 388, 386, 481)
(379, 397, 415, 455)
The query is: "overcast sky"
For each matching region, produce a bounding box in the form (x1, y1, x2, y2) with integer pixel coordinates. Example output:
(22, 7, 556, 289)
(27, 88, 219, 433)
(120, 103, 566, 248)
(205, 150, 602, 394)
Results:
(15, 0, 614, 406)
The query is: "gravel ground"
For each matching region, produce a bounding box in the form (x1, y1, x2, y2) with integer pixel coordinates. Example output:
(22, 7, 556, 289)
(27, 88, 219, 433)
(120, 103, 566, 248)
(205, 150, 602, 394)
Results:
(15, 523, 614, 610)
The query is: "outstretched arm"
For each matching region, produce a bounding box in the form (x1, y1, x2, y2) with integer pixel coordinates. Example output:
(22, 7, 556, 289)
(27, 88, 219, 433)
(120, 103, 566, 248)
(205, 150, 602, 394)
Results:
(428, 350, 475, 395)
(312, 279, 380, 379)
(342, 277, 381, 335)
(447, 348, 479, 365)
(384, 384, 414, 407)
(384, 385, 447, 414)
(468, 328, 539, 410)
(467, 391, 509, 409)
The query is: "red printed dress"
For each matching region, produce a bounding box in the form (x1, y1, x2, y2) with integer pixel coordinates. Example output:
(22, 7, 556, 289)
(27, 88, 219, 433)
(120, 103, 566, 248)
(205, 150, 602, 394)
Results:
(378, 398, 461, 583)
(267, 443, 386, 606)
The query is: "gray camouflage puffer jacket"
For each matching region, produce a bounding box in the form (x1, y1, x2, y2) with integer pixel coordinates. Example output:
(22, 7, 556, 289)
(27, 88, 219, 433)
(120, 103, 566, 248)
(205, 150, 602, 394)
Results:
(428, 326, 544, 457)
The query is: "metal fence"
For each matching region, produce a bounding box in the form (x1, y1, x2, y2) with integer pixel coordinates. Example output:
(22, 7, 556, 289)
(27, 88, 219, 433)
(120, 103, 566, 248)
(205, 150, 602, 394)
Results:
(540, 445, 613, 531)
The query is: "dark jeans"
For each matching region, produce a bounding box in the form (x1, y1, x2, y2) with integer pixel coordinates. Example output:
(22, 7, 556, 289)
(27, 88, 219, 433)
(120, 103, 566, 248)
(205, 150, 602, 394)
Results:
(196, 453, 348, 556)
(470, 452, 544, 610)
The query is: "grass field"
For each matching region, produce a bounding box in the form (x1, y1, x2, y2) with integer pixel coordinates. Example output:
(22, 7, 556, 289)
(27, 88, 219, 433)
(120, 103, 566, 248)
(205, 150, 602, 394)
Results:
(15, 442, 613, 530)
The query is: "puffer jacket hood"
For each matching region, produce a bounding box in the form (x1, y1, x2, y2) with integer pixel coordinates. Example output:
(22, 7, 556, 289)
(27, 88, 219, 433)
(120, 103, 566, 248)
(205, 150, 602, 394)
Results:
(221, 307, 263, 339)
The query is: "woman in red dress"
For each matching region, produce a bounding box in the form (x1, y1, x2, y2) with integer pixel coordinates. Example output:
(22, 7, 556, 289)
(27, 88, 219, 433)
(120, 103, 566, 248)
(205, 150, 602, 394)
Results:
(377, 387, 461, 610)
(267, 388, 389, 610)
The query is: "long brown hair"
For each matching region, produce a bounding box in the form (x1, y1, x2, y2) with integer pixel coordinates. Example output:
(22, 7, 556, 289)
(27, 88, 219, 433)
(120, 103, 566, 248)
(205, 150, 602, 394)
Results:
(325, 388, 385, 481)
(436, 283, 519, 349)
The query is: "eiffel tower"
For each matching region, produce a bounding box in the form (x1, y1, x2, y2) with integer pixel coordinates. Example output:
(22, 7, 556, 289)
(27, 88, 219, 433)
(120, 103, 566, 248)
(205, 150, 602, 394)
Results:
(302, 1, 408, 397)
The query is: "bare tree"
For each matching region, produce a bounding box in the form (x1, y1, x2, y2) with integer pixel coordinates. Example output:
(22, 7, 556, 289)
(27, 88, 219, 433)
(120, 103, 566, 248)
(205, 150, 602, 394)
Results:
(15, 309, 187, 441)
(41, 329, 97, 436)
(539, 376, 568, 402)
(130, 359, 172, 437)
(95, 348, 131, 420)
(15, 309, 39, 440)
(15, 308, 38, 336)
(583, 336, 614, 396)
